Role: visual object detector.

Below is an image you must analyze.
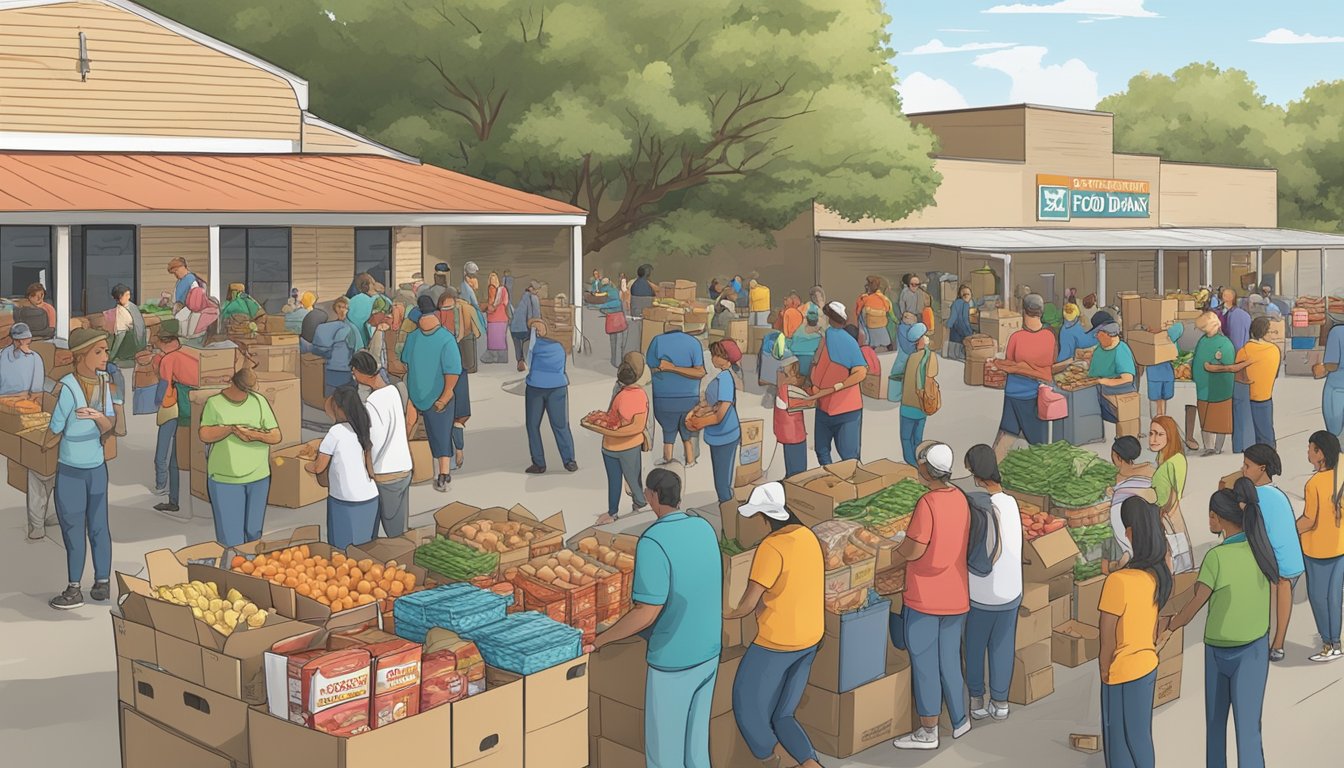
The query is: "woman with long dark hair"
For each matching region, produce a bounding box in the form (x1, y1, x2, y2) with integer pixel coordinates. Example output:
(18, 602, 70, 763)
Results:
(1167, 477, 1278, 768)
(1297, 431, 1344, 662)
(1098, 497, 1172, 768)
(307, 385, 379, 550)
(962, 445, 1022, 722)
(1241, 443, 1305, 663)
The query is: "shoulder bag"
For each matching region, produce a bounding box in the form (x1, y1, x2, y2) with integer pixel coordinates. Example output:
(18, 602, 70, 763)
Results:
(917, 349, 941, 415)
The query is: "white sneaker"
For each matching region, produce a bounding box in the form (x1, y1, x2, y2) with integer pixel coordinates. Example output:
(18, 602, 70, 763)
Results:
(151, 484, 169, 497)
(952, 719, 971, 739)
(893, 727, 939, 751)
(1309, 645, 1343, 663)
(969, 697, 990, 721)
(989, 701, 1010, 721)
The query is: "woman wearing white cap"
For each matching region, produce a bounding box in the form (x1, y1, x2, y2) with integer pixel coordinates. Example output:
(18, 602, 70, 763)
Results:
(812, 302, 868, 465)
(725, 482, 825, 768)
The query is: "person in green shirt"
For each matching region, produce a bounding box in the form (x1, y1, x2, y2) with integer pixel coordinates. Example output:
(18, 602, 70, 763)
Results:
(199, 367, 282, 547)
(1190, 311, 1235, 456)
(1166, 477, 1278, 768)
(220, 283, 264, 324)
(1149, 415, 1194, 573)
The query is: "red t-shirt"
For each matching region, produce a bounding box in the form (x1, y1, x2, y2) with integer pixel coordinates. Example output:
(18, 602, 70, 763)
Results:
(772, 390, 808, 445)
(157, 348, 199, 389)
(903, 487, 971, 616)
(1004, 326, 1056, 398)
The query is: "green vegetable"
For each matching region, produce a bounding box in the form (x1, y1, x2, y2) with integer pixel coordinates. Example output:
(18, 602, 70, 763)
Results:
(414, 536, 500, 580)
(1074, 559, 1103, 581)
(719, 536, 745, 556)
(835, 479, 928, 526)
(1001, 442, 1117, 506)
(1069, 523, 1114, 552)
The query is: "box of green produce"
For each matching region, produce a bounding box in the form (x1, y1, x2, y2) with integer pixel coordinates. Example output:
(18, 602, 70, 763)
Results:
(1069, 523, 1114, 563)
(1001, 442, 1118, 511)
(834, 479, 928, 531)
(414, 536, 501, 581)
(1074, 560, 1103, 582)
(1055, 498, 1111, 528)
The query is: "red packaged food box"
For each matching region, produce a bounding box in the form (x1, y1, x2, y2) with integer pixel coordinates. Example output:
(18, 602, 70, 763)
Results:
(366, 637, 422, 728)
(420, 644, 467, 711)
(286, 647, 373, 736)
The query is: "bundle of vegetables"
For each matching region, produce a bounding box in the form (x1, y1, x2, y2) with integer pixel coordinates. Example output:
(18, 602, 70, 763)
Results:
(1021, 509, 1066, 541)
(1051, 455, 1117, 508)
(1074, 560, 1103, 581)
(1001, 442, 1116, 507)
(834, 479, 928, 525)
(140, 303, 175, 317)
(415, 536, 500, 581)
(1174, 351, 1194, 381)
(1069, 523, 1114, 554)
(719, 537, 746, 556)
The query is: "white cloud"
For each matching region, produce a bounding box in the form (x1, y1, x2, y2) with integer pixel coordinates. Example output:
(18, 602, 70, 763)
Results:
(974, 46, 1099, 108)
(908, 38, 1018, 55)
(1252, 28, 1344, 45)
(984, 0, 1157, 18)
(897, 72, 970, 113)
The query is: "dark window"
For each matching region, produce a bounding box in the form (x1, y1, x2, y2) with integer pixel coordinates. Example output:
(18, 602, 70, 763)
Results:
(355, 228, 393, 289)
(0, 226, 54, 306)
(220, 227, 291, 314)
(71, 225, 137, 315)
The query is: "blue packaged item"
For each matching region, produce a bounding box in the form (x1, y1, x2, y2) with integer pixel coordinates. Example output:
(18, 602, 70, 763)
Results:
(132, 386, 159, 415)
(1291, 336, 1317, 350)
(462, 611, 583, 675)
(393, 583, 514, 642)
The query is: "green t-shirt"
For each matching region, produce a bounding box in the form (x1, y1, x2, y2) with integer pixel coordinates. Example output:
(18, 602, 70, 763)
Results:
(201, 391, 277, 485)
(1151, 453, 1186, 509)
(1088, 340, 1137, 380)
(1192, 334, 1235, 403)
(1197, 534, 1271, 647)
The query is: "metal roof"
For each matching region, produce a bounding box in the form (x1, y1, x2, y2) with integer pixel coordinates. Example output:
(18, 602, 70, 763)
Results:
(817, 227, 1344, 253)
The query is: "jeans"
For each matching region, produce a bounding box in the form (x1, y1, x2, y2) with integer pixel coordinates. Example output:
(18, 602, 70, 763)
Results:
(525, 385, 576, 468)
(965, 598, 1021, 701)
(327, 496, 380, 551)
(1204, 635, 1268, 768)
(26, 470, 56, 538)
(324, 368, 352, 397)
(609, 330, 627, 368)
(1102, 670, 1157, 768)
(1249, 400, 1275, 448)
(154, 420, 180, 505)
(54, 463, 110, 584)
(733, 644, 819, 763)
(905, 606, 968, 723)
(208, 477, 270, 547)
(512, 331, 530, 362)
(900, 413, 926, 466)
(1322, 384, 1344, 436)
(603, 446, 647, 516)
(1304, 554, 1344, 645)
(708, 441, 738, 504)
(645, 657, 718, 768)
(375, 473, 412, 538)
(1232, 382, 1254, 453)
(814, 409, 861, 465)
(782, 441, 808, 478)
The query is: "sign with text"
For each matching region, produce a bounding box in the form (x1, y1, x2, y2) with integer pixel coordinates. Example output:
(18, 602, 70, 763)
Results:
(1036, 174, 1151, 221)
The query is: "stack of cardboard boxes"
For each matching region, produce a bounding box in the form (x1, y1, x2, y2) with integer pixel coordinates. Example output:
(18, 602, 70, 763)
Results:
(1014, 526, 1081, 705)
(1287, 301, 1325, 376)
(979, 309, 1021, 352)
(963, 335, 997, 387)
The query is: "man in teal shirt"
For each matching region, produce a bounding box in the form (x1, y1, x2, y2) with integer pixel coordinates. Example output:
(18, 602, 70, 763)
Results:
(1086, 312, 1137, 425)
(592, 468, 722, 768)
(400, 295, 462, 492)
(1191, 311, 1235, 456)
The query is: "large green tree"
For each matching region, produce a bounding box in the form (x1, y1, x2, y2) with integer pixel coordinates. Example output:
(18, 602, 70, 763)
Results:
(145, 0, 940, 258)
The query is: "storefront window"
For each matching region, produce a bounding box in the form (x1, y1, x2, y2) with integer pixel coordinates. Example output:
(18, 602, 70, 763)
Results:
(71, 226, 137, 316)
(0, 226, 54, 304)
(355, 228, 393, 289)
(220, 227, 291, 314)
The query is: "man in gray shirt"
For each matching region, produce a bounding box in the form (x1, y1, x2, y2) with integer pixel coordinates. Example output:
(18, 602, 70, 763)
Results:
(899, 273, 925, 318)
(509, 280, 543, 371)
(0, 323, 44, 398)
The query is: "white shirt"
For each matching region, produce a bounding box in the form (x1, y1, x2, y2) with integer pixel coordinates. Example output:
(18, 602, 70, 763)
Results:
(319, 423, 378, 502)
(969, 491, 1024, 607)
(364, 386, 413, 475)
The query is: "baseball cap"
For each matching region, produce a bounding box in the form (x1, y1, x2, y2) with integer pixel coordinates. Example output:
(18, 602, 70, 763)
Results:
(916, 441, 954, 475)
(825, 301, 848, 322)
(1022, 293, 1045, 314)
(464, 261, 480, 276)
(9, 322, 31, 340)
(434, 262, 450, 273)
(1088, 310, 1117, 336)
(739, 482, 790, 521)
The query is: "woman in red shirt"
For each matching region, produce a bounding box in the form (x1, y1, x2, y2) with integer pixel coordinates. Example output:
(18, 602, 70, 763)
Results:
(774, 360, 815, 478)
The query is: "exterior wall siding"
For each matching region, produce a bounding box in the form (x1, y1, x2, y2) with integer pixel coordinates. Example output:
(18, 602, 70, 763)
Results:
(138, 226, 208, 305)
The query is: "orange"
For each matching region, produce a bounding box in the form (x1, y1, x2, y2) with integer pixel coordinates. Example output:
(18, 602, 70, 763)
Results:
(402, 573, 416, 589)
(356, 580, 372, 595)
(284, 576, 298, 588)
(240, 561, 255, 575)
(299, 545, 310, 559)
(390, 581, 405, 596)
(231, 555, 246, 569)
(373, 587, 388, 599)
(333, 553, 346, 565)
(296, 583, 312, 597)
(326, 566, 337, 579)
(349, 567, 363, 582)
(336, 586, 349, 600)
(356, 594, 375, 605)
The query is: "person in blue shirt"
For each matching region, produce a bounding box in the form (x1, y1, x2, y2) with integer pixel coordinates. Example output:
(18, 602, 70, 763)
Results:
(646, 319, 707, 467)
(946, 285, 974, 361)
(303, 296, 360, 396)
(1055, 302, 1097, 364)
(812, 303, 868, 465)
(894, 311, 918, 376)
(46, 329, 118, 610)
(400, 295, 462, 493)
(788, 307, 823, 377)
(1086, 315, 1139, 426)
(591, 468, 722, 768)
(522, 320, 577, 475)
(1240, 443, 1305, 663)
(346, 273, 378, 348)
(1143, 323, 1183, 419)
(167, 257, 202, 307)
(700, 340, 743, 504)
(593, 278, 627, 369)
(1315, 323, 1344, 436)
(509, 280, 543, 372)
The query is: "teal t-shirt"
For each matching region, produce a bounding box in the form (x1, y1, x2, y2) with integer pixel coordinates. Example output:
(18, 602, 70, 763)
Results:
(1088, 340, 1137, 381)
(703, 370, 740, 446)
(1192, 334, 1235, 403)
(633, 512, 723, 671)
(1197, 533, 1272, 647)
(399, 326, 463, 412)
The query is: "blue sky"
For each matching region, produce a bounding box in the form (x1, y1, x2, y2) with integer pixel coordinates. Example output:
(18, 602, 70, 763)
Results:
(885, 0, 1344, 112)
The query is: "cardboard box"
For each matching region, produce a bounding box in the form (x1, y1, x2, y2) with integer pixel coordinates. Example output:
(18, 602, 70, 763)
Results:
(7, 458, 26, 493)
(1117, 418, 1142, 438)
(517, 654, 590, 732)
(525, 710, 588, 768)
(1139, 297, 1177, 330)
(1075, 575, 1106, 628)
(970, 270, 997, 300)
(589, 638, 648, 709)
(1127, 329, 1178, 365)
(1158, 626, 1184, 678)
(0, 424, 21, 463)
(597, 737, 645, 768)
(796, 672, 900, 758)
(268, 441, 328, 509)
(1047, 571, 1074, 601)
(252, 371, 301, 451)
(434, 502, 566, 572)
(1119, 293, 1143, 331)
(783, 459, 888, 526)
(1264, 316, 1286, 343)
(722, 612, 757, 649)
(1153, 670, 1182, 708)
(300, 353, 327, 408)
(1051, 594, 1073, 628)
(1052, 620, 1101, 667)
(1021, 582, 1050, 614)
(981, 311, 1022, 349)
(183, 342, 240, 387)
(861, 367, 889, 400)
(1015, 606, 1053, 650)
(735, 418, 764, 487)
(598, 695, 644, 751)
(1023, 528, 1081, 584)
(245, 342, 300, 375)
(132, 661, 250, 763)
(1103, 391, 1141, 423)
(17, 426, 57, 476)
(121, 704, 236, 768)
(721, 498, 771, 549)
(409, 440, 432, 485)
(1008, 640, 1054, 706)
(1285, 348, 1323, 377)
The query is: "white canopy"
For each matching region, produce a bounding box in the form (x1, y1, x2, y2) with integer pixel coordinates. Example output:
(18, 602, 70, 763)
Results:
(816, 227, 1344, 253)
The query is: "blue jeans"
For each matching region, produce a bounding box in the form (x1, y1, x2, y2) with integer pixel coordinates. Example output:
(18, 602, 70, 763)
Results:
(208, 477, 270, 547)
(905, 607, 968, 724)
(1102, 670, 1157, 768)
(654, 398, 697, 445)
(814, 409, 861, 465)
(709, 441, 739, 504)
(1232, 382, 1254, 453)
(964, 598, 1021, 701)
(900, 413, 926, 466)
(782, 441, 808, 478)
(602, 446, 647, 516)
(525, 385, 576, 468)
(1322, 384, 1344, 436)
(327, 496, 380, 551)
(1204, 635, 1268, 768)
(54, 463, 110, 584)
(1304, 554, 1344, 645)
(324, 368, 352, 396)
(154, 419, 180, 505)
(733, 644, 819, 764)
(646, 657, 717, 768)
(1249, 399, 1275, 448)
(512, 331, 530, 362)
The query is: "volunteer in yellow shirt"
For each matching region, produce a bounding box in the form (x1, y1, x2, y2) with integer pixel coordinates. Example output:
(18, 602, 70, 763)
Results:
(1298, 430, 1344, 662)
(1097, 496, 1174, 768)
(725, 482, 825, 768)
(1221, 316, 1281, 450)
(748, 278, 772, 327)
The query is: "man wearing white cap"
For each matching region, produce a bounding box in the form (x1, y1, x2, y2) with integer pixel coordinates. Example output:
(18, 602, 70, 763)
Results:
(893, 441, 972, 751)
(725, 482, 825, 768)
(811, 301, 868, 464)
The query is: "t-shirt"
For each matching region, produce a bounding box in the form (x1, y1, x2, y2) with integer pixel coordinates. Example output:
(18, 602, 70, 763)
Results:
(1098, 569, 1160, 685)
(750, 525, 825, 652)
(364, 386, 413, 475)
(399, 326, 463, 412)
(0, 346, 44, 396)
(1088, 340, 1137, 383)
(703, 370, 740, 446)
(1237, 340, 1280, 402)
(646, 332, 704, 402)
(1257, 484, 1304, 579)
(320, 423, 379, 503)
(823, 328, 867, 371)
(970, 492, 1024, 608)
(1192, 334, 1235, 403)
(633, 512, 723, 671)
(749, 285, 771, 312)
(1197, 533, 1271, 648)
(1301, 470, 1344, 560)
(1150, 454, 1186, 511)
(629, 277, 655, 297)
(1005, 326, 1056, 399)
(1057, 321, 1097, 363)
(1109, 475, 1154, 558)
(201, 391, 277, 485)
(903, 487, 971, 616)
(604, 386, 649, 452)
(1325, 325, 1344, 389)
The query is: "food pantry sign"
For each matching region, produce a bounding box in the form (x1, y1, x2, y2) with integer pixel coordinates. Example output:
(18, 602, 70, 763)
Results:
(1036, 174, 1151, 221)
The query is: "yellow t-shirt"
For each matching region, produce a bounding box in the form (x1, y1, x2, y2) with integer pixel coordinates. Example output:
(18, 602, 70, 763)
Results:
(750, 525, 825, 652)
(1236, 339, 1280, 402)
(1301, 470, 1344, 560)
(1097, 569, 1159, 685)
(749, 285, 771, 312)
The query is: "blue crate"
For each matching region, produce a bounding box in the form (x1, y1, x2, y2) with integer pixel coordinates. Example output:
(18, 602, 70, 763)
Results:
(1291, 336, 1317, 350)
(463, 611, 583, 675)
(393, 583, 513, 642)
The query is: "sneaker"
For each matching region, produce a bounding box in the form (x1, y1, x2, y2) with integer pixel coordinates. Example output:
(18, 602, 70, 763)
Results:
(1309, 645, 1343, 663)
(969, 697, 990, 721)
(564, 461, 579, 473)
(893, 727, 939, 751)
(91, 582, 111, 602)
(50, 585, 84, 610)
(154, 502, 190, 521)
(1270, 648, 1286, 663)
(525, 465, 546, 475)
(432, 475, 448, 493)
(151, 484, 169, 497)
(27, 531, 45, 542)
(631, 502, 650, 514)
(989, 701, 1010, 721)
(952, 719, 971, 738)
(517, 360, 526, 372)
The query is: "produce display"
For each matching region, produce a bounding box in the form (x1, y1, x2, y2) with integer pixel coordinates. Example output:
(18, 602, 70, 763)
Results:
(0, 395, 42, 414)
(582, 410, 621, 429)
(414, 536, 500, 581)
(229, 547, 418, 612)
(1074, 560, 1103, 581)
(1054, 364, 1097, 391)
(719, 537, 746, 556)
(152, 579, 268, 636)
(394, 583, 514, 641)
(460, 611, 584, 676)
(813, 520, 875, 571)
(512, 548, 608, 588)
(576, 537, 637, 573)
(834, 479, 928, 525)
(1001, 442, 1117, 507)
(1069, 523, 1114, 554)
(1021, 509, 1066, 541)
(455, 519, 545, 555)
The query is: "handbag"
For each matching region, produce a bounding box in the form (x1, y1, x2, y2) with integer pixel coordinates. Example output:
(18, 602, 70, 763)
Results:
(1037, 383, 1068, 421)
(917, 349, 941, 415)
(605, 311, 628, 334)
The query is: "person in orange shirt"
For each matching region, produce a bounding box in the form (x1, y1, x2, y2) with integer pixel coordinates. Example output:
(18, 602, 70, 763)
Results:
(1298, 430, 1344, 662)
(779, 292, 805, 339)
(855, 276, 895, 351)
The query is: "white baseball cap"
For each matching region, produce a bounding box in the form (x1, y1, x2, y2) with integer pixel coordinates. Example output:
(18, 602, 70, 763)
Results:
(916, 441, 954, 475)
(825, 301, 848, 321)
(739, 482, 790, 521)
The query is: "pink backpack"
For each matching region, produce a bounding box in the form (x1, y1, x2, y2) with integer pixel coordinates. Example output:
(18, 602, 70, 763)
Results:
(184, 281, 219, 335)
(1037, 384, 1068, 421)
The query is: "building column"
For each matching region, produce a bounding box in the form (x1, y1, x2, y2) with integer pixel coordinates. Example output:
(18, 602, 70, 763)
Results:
(1255, 247, 1264, 291)
(571, 225, 583, 348)
(1096, 251, 1107, 307)
(1204, 249, 1213, 287)
(208, 225, 222, 302)
(1322, 248, 1328, 296)
(54, 225, 71, 339)
(1156, 249, 1165, 295)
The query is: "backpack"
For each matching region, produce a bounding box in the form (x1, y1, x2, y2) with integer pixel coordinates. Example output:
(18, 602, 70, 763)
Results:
(15, 304, 54, 339)
(917, 349, 941, 415)
(966, 490, 1002, 578)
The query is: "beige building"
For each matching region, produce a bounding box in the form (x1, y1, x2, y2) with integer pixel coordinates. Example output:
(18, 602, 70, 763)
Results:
(0, 0, 586, 338)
